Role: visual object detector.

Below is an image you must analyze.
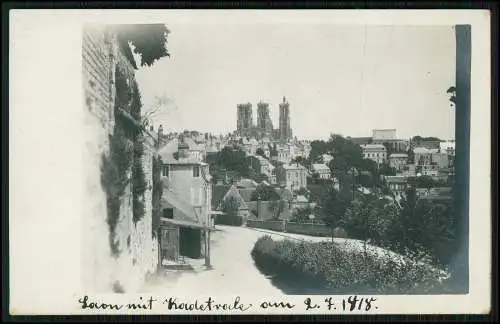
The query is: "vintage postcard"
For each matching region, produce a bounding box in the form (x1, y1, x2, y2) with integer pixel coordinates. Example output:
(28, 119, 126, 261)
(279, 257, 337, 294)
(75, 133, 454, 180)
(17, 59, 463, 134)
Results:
(8, 9, 491, 316)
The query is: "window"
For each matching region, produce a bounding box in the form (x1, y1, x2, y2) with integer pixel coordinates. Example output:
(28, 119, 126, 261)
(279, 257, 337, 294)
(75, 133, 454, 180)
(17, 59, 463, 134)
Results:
(162, 165, 169, 177)
(162, 208, 174, 219)
(193, 165, 200, 177)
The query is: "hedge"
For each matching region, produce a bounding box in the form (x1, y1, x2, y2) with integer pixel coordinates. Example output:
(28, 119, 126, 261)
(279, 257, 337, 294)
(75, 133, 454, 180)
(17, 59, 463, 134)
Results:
(215, 213, 244, 227)
(251, 235, 450, 294)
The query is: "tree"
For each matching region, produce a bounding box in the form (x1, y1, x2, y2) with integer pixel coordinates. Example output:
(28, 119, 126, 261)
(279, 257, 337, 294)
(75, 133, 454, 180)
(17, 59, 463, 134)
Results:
(141, 94, 176, 128)
(251, 184, 280, 201)
(341, 194, 389, 249)
(114, 24, 171, 67)
(256, 148, 265, 157)
(408, 175, 437, 189)
(308, 140, 329, 164)
(220, 196, 240, 218)
(326, 134, 364, 190)
(291, 156, 308, 168)
(294, 187, 309, 198)
(269, 199, 287, 220)
(319, 187, 351, 229)
(218, 195, 244, 226)
(379, 162, 397, 177)
(217, 146, 249, 176)
(292, 205, 314, 223)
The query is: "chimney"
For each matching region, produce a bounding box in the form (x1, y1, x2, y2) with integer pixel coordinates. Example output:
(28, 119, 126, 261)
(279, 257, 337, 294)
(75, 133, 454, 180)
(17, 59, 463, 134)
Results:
(177, 135, 190, 159)
(158, 125, 164, 140)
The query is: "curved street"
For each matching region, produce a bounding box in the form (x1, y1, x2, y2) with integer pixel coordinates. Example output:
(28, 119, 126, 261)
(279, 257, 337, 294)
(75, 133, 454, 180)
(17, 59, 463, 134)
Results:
(139, 225, 420, 295)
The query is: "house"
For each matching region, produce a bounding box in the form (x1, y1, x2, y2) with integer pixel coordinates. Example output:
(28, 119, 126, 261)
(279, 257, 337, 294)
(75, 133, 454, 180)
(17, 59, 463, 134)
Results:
(413, 147, 433, 165)
(158, 136, 212, 263)
(311, 163, 331, 180)
(216, 185, 250, 221)
(276, 163, 308, 192)
(246, 155, 277, 184)
(293, 195, 310, 210)
(418, 187, 453, 201)
(384, 175, 408, 197)
(360, 144, 388, 165)
(182, 136, 206, 162)
(440, 140, 456, 156)
(271, 143, 292, 164)
(389, 153, 409, 172)
(431, 152, 449, 169)
(371, 129, 409, 152)
(418, 164, 440, 177)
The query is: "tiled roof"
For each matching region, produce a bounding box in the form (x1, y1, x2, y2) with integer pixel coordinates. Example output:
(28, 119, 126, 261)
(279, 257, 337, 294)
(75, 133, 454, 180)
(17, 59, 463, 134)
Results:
(219, 185, 249, 210)
(238, 188, 256, 202)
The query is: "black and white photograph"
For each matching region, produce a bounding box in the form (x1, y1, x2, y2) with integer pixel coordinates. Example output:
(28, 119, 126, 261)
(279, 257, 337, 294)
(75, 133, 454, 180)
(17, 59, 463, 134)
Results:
(8, 9, 491, 316)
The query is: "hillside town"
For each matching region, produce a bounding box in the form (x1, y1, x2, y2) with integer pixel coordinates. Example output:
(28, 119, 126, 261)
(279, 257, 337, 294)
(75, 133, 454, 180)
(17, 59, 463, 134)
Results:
(83, 24, 462, 295)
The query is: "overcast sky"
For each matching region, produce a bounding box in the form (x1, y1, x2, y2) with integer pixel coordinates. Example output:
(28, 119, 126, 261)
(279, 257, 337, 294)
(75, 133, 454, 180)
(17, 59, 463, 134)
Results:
(134, 24, 456, 141)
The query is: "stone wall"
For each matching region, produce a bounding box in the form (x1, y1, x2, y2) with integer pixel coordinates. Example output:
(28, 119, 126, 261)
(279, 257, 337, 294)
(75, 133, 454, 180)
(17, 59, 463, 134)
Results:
(83, 25, 158, 293)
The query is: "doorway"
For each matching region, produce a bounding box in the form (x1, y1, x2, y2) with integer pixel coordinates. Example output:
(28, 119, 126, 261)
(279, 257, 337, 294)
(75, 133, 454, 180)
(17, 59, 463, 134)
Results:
(179, 227, 202, 259)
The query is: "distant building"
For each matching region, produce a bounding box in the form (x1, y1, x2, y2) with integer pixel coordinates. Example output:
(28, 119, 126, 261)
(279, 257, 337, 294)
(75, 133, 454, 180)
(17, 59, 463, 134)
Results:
(417, 187, 453, 201)
(276, 162, 308, 192)
(247, 155, 277, 184)
(372, 129, 396, 140)
(431, 152, 449, 169)
(360, 144, 388, 165)
(384, 175, 408, 197)
(276, 144, 292, 164)
(311, 163, 331, 180)
(412, 138, 442, 150)
(371, 129, 409, 152)
(389, 153, 409, 171)
(293, 195, 310, 210)
(413, 147, 434, 165)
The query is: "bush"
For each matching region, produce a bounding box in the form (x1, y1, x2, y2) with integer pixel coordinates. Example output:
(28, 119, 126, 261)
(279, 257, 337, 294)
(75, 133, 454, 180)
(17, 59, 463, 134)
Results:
(251, 235, 447, 294)
(215, 213, 244, 226)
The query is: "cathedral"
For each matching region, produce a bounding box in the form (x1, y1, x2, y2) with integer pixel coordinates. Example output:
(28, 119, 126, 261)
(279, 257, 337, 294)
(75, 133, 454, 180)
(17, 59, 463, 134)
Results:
(236, 97, 292, 142)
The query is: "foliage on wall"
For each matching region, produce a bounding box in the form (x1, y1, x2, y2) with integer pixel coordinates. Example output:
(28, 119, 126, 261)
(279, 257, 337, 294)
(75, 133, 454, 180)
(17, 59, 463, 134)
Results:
(100, 64, 147, 256)
(130, 80, 147, 224)
(151, 155, 164, 238)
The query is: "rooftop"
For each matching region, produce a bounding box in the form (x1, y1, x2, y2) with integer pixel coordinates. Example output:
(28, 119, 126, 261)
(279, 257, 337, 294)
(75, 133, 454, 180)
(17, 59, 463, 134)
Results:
(389, 153, 409, 158)
(282, 163, 307, 170)
(413, 147, 432, 154)
(158, 138, 207, 165)
(360, 144, 386, 150)
(311, 163, 330, 171)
